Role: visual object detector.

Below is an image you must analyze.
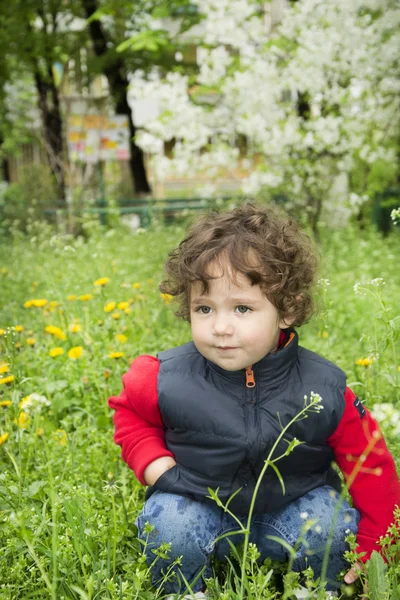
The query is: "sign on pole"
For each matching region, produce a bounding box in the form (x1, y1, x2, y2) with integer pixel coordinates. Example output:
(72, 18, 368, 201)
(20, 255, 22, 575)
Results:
(67, 115, 131, 162)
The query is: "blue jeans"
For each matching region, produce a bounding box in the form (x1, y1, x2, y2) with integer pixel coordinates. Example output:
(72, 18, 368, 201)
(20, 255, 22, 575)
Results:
(137, 485, 360, 595)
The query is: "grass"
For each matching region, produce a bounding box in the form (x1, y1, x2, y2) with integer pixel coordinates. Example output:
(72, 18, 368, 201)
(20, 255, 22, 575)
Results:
(0, 215, 399, 599)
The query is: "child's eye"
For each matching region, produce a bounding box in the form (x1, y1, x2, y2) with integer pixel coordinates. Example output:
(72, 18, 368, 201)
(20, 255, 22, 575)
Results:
(235, 306, 252, 314)
(196, 306, 212, 315)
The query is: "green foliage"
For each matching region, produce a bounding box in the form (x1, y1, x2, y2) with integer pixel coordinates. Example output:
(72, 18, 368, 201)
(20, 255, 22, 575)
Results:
(0, 219, 399, 597)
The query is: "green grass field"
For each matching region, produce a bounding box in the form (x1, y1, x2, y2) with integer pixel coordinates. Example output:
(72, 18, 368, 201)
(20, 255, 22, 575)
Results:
(0, 217, 399, 599)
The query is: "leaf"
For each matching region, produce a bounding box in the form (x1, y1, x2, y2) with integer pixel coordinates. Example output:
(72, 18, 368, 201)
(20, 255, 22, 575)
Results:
(367, 551, 388, 600)
(23, 480, 46, 498)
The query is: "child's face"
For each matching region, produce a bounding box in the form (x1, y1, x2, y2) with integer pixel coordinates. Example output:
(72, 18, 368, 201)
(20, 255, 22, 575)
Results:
(190, 260, 291, 371)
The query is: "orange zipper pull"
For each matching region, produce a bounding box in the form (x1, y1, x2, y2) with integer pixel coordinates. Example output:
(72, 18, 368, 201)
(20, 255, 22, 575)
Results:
(245, 366, 256, 388)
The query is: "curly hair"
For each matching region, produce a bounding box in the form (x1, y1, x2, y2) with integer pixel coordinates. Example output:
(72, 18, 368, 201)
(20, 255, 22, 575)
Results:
(160, 203, 319, 326)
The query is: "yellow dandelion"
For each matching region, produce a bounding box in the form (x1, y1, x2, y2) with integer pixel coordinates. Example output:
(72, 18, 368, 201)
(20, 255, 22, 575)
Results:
(45, 325, 66, 341)
(104, 301, 116, 313)
(67, 294, 76, 301)
(26, 337, 36, 346)
(355, 358, 375, 367)
(115, 334, 127, 344)
(0, 329, 5, 336)
(0, 400, 12, 408)
(15, 342, 22, 349)
(111, 312, 120, 320)
(0, 363, 9, 374)
(68, 346, 83, 359)
(0, 432, 9, 446)
(132, 283, 141, 289)
(15, 325, 24, 332)
(68, 323, 82, 333)
(49, 347, 64, 358)
(32, 299, 48, 308)
(109, 352, 124, 359)
(15, 412, 29, 428)
(147, 278, 155, 285)
(117, 301, 129, 310)
(79, 294, 93, 301)
(19, 395, 31, 410)
(124, 308, 132, 315)
(48, 301, 59, 311)
(36, 427, 44, 436)
(0, 375, 15, 385)
(94, 277, 110, 287)
(1, 268, 8, 275)
(161, 293, 174, 304)
(53, 429, 67, 445)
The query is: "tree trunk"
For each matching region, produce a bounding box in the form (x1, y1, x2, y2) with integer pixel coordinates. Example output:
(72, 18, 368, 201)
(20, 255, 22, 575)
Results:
(83, 0, 151, 195)
(34, 70, 66, 203)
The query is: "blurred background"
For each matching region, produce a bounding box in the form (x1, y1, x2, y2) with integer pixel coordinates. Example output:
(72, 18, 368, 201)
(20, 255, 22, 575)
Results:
(0, 0, 399, 237)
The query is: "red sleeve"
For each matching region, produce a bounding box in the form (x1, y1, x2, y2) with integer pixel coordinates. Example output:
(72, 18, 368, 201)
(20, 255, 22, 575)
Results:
(328, 387, 400, 561)
(108, 355, 174, 485)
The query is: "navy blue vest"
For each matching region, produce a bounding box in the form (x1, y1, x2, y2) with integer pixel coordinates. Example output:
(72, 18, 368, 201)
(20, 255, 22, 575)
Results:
(148, 331, 346, 515)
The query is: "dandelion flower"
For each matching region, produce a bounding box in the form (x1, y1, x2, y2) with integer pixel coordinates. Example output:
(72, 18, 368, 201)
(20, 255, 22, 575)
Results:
(0, 375, 15, 385)
(24, 299, 48, 308)
(68, 323, 82, 333)
(161, 293, 174, 304)
(104, 301, 116, 313)
(15, 325, 24, 332)
(0, 400, 12, 408)
(67, 294, 76, 301)
(0, 363, 9, 374)
(45, 325, 66, 341)
(109, 352, 124, 359)
(49, 347, 64, 358)
(26, 337, 36, 346)
(1, 268, 8, 275)
(53, 429, 67, 445)
(15, 412, 29, 428)
(117, 301, 129, 310)
(0, 432, 9, 446)
(355, 358, 375, 367)
(132, 283, 141, 289)
(124, 308, 132, 315)
(79, 294, 93, 301)
(94, 277, 110, 287)
(111, 312, 120, 320)
(115, 334, 127, 344)
(0, 329, 5, 336)
(68, 346, 83, 359)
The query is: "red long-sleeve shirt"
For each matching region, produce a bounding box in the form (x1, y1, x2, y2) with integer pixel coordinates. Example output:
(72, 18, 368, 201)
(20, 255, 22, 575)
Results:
(109, 354, 400, 562)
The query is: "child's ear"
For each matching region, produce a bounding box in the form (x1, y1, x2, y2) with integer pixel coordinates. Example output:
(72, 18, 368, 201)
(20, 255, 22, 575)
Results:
(279, 316, 295, 330)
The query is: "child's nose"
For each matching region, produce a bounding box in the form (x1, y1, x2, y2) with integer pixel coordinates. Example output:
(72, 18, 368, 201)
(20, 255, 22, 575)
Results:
(212, 314, 234, 336)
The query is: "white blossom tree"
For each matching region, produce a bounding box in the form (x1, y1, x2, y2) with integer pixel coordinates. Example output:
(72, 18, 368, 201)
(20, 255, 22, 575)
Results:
(127, 0, 400, 232)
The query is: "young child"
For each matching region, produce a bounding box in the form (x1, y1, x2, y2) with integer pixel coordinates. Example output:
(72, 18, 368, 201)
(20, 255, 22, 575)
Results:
(109, 204, 400, 598)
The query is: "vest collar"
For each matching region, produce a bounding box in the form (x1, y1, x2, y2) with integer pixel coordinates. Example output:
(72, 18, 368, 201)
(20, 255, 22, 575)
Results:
(207, 328, 298, 387)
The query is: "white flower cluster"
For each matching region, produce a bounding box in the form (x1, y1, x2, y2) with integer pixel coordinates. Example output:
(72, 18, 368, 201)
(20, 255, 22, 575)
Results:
(20, 393, 51, 414)
(354, 278, 386, 295)
(371, 403, 400, 437)
(391, 207, 400, 225)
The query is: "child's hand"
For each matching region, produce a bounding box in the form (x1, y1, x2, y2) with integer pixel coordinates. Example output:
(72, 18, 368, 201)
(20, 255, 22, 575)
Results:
(344, 562, 368, 598)
(143, 456, 177, 486)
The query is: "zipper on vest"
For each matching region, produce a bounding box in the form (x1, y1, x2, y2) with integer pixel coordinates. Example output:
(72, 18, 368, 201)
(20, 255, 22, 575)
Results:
(245, 366, 256, 388)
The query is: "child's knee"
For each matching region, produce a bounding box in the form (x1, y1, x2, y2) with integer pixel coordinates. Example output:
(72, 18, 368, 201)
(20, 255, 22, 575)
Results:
(137, 492, 219, 557)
